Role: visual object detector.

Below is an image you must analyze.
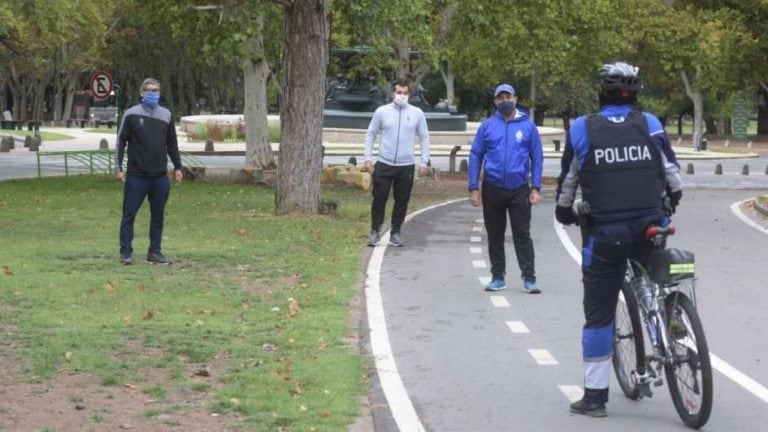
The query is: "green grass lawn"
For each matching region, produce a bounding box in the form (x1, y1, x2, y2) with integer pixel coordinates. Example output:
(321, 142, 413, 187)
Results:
(0, 175, 393, 430)
(3, 130, 75, 141)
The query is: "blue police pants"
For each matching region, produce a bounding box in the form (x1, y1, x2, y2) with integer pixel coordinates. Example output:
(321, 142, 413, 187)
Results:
(119, 174, 170, 253)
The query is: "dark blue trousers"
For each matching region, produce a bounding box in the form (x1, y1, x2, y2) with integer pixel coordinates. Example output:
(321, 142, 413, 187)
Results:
(119, 174, 170, 253)
(481, 182, 535, 282)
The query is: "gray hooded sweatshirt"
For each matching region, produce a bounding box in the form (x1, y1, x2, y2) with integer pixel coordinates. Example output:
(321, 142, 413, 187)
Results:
(364, 102, 430, 167)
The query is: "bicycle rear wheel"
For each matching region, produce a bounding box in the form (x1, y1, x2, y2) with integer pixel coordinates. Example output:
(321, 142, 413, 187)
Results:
(664, 292, 713, 429)
(612, 281, 645, 399)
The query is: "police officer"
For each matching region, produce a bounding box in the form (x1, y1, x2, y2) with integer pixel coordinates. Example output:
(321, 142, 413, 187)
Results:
(555, 62, 682, 417)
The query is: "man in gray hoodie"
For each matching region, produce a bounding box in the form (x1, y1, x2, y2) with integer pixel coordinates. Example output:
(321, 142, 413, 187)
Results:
(363, 79, 430, 247)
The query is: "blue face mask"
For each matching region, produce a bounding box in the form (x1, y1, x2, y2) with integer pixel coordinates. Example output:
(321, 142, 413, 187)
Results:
(142, 91, 160, 109)
(498, 101, 515, 117)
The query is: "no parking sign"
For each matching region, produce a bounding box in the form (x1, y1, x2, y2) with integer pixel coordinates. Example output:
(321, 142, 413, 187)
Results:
(89, 71, 113, 101)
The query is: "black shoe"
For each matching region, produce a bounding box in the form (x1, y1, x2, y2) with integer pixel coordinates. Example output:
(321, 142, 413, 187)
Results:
(569, 399, 607, 417)
(389, 232, 403, 247)
(366, 230, 380, 247)
(120, 251, 133, 265)
(146, 251, 170, 265)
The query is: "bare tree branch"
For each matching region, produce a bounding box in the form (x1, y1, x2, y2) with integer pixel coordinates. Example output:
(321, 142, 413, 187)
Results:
(760, 81, 768, 93)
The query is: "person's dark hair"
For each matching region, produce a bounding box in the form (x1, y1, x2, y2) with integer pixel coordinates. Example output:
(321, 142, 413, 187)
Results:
(598, 62, 640, 106)
(392, 79, 410, 92)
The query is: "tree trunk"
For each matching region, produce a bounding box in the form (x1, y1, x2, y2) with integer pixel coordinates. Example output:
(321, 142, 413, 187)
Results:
(62, 71, 78, 120)
(529, 67, 537, 124)
(274, 0, 328, 215)
(162, 69, 174, 113)
(680, 70, 704, 151)
(394, 37, 410, 81)
(704, 117, 717, 135)
(439, 61, 455, 105)
(243, 16, 274, 169)
(758, 85, 768, 135)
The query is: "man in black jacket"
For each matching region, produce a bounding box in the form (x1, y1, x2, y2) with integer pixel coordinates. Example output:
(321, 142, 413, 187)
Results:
(115, 78, 182, 265)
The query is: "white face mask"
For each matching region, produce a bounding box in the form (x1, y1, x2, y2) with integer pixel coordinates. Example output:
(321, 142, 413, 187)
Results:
(393, 94, 409, 106)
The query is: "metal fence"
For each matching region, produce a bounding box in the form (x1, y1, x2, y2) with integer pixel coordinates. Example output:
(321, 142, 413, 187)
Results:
(35, 150, 205, 178)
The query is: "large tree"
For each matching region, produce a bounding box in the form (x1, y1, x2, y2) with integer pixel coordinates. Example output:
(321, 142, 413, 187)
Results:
(272, 0, 328, 215)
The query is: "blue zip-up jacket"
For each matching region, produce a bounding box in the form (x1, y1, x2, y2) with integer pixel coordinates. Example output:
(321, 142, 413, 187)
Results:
(468, 109, 543, 191)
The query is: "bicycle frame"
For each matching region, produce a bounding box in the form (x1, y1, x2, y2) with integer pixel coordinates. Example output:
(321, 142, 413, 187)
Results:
(625, 227, 700, 389)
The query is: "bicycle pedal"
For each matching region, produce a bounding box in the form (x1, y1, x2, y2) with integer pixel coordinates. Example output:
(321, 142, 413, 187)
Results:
(639, 384, 653, 398)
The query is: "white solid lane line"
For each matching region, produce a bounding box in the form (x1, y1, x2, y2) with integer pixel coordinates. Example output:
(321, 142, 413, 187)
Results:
(506, 321, 530, 333)
(552, 214, 768, 406)
(710, 353, 768, 404)
(365, 198, 464, 432)
(490, 296, 511, 308)
(730, 199, 768, 235)
(528, 349, 559, 365)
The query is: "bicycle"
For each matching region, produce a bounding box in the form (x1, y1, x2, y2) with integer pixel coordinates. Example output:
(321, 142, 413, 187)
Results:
(612, 222, 713, 429)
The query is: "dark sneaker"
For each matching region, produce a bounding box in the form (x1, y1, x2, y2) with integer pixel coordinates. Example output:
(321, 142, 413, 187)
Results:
(569, 399, 607, 417)
(366, 230, 380, 247)
(120, 251, 133, 265)
(146, 251, 170, 265)
(485, 279, 506, 291)
(389, 232, 403, 247)
(523, 280, 541, 294)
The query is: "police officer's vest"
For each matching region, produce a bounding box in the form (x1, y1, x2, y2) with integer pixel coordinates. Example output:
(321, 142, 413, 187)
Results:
(581, 112, 665, 214)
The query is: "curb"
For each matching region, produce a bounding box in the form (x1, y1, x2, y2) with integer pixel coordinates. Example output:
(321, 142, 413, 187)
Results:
(754, 196, 768, 218)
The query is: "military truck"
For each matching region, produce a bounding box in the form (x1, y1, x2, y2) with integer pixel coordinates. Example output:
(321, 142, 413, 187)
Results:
(90, 95, 118, 128)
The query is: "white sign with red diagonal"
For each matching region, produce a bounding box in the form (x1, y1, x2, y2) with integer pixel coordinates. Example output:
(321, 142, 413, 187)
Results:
(90, 71, 113, 101)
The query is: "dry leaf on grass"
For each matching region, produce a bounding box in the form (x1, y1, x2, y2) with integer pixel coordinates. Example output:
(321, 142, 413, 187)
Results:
(1, 265, 12, 276)
(288, 297, 300, 318)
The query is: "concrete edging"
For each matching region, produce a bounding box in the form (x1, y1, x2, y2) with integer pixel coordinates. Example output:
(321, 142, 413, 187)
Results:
(754, 196, 768, 218)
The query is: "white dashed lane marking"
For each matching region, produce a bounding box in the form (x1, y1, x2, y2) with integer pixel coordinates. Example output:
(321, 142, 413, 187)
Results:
(490, 296, 510, 307)
(472, 226, 483, 232)
(469, 247, 482, 254)
(470, 236, 482, 243)
(506, 321, 530, 333)
(528, 349, 559, 365)
(479, 276, 491, 286)
(472, 260, 486, 268)
(558, 385, 583, 403)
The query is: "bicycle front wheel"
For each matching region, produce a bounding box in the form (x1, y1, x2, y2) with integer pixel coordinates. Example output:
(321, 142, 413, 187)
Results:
(612, 281, 645, 399)
(664, 292, 713, 429)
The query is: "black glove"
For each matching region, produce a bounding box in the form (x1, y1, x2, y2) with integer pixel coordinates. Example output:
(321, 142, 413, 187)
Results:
(555, 205, 579, 226)
(668, 189, 682, 214)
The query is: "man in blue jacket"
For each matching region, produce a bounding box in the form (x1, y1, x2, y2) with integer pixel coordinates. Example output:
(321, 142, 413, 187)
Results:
(364, 79, 430, 247)
(555, 62, 682, 417)
(468, 83, 544, 294)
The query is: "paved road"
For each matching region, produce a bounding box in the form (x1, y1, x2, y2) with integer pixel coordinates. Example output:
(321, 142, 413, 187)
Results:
(368, 189, 768, 431)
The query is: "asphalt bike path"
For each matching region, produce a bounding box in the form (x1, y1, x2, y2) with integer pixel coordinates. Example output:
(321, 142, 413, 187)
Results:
(370, 189, 768, 431)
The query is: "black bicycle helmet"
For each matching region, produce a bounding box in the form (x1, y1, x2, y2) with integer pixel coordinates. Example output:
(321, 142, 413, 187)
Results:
(599, 62, 642, 93)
